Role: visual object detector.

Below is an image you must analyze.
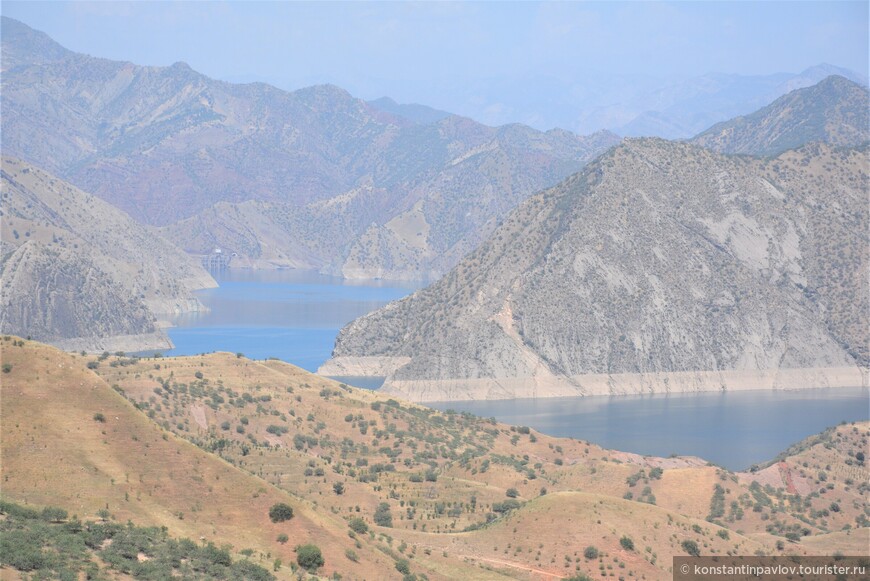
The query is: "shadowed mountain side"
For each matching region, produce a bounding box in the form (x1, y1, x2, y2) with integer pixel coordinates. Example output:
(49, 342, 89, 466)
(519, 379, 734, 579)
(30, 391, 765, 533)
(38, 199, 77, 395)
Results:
(322, 140, 869, 401)
(0, 158, 215, 352)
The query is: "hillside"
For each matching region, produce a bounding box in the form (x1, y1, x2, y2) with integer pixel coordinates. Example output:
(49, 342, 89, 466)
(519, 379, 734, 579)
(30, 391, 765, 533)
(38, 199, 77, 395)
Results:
(3, 339, 866, 579)
(1, 17, 617, 280)
(690, 76, 870, 156)
(0, 338, 495, 581)
(0, 157, 215, 352)
(322, 140, 868, 401)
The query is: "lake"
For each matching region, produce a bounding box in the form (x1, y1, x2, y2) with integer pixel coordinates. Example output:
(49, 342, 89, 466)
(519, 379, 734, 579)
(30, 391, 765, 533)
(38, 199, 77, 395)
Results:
(164, 268, 869, 470)
(428, 387, 870, 471)
(164, 268, 422, 372)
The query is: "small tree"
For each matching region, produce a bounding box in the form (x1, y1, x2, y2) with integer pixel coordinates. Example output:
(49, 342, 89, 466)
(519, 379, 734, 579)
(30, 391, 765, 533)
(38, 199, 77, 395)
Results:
(395, 558, 411, 575)
(333, 482, 345, 495)
(2, 363, 12, 373)
(619, 536, 634, 551)
(681, 540, 700, 557)
(93, 413, 106, 423)
(584, 546, 599, 560)
(348, 517, 368, 535)
(505, 488, 519, 498)
(374, 502, 393, 527)
(296, 544, 324, 571)
(277, 533, 289, 544)
(269, 503, 294, 523)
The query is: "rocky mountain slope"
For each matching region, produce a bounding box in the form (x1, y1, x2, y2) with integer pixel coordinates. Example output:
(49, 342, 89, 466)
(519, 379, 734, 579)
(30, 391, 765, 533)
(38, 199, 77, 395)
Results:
(691, 75, 870, 156)
(322, 140, 869, 401)
(2, 16, 618, 279)
(0, 158, 215, 351)
(7, 338, 866, 580)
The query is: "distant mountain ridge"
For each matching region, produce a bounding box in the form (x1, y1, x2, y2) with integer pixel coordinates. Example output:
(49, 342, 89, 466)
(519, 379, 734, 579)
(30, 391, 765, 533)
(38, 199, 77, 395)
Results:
(322, 139, 869, 401)
(0, 158, 215, 352)
(690, 75, 870, 155)
(1, 16, 618, 279)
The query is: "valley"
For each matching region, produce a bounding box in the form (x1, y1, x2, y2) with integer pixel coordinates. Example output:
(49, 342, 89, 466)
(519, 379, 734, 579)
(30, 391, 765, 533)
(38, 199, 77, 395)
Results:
(0, 8, 868, 580)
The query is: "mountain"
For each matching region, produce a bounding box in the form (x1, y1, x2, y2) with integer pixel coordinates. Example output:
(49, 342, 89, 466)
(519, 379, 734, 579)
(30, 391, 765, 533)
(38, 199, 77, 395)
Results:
(690, 75, 870, 156)
(321, 140, 869, 401)
(367, 96, 452, 124)
(0, 157, 215, 352)
(5, 337, 867, 579)
(1, 17, 618, 279)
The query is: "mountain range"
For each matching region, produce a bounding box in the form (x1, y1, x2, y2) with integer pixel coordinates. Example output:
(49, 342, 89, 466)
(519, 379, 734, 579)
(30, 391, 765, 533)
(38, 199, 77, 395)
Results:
(1, 16, 617, 280)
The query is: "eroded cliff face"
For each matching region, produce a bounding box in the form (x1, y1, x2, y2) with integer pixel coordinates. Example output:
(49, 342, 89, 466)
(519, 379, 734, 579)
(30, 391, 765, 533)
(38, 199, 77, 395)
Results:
(0, 158, 215, 351)
(322, 140, 869, 401)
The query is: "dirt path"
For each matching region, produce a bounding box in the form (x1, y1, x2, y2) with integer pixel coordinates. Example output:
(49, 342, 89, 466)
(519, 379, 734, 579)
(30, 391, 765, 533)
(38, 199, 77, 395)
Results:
(460, 554, 565, 580)
(778, 461, 797, 494)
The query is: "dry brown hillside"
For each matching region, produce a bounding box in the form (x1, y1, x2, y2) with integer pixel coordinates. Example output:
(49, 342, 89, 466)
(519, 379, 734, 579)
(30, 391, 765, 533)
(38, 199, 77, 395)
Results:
(53, 346, 868, 580)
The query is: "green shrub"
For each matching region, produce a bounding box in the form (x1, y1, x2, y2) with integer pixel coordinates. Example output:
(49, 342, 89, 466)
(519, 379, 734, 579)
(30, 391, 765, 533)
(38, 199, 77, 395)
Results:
(277, 534, 289, 544)
(584, 546, 599, 559)
(296, 544, 324, 570)
(395, 558, 411, 574)
(374, 502, 393, 527)
(681, 540, 700, 557)
(348, 517, 368, 535)
(268, 503, 294, 523)
(619, 536, 634, 551)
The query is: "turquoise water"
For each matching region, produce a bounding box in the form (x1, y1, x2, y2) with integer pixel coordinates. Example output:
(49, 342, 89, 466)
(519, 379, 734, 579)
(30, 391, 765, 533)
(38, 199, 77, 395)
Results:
(162, 269, 868, 469)
(164, 269, 422, 372)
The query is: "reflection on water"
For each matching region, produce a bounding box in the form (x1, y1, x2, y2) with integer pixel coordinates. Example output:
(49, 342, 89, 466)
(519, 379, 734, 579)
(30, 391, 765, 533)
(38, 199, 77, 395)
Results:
(163, 269, 423, 372)
(427, 387, 870, 471)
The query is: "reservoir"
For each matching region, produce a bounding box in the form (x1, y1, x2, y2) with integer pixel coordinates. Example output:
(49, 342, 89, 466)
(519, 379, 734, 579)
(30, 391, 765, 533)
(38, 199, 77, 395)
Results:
(166, 268, 869, 471)
(165, 268, 423, 372)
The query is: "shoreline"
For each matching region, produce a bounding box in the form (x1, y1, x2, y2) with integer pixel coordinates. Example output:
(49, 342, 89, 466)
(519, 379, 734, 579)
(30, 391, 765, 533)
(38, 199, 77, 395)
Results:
(320, 357, 869, 402)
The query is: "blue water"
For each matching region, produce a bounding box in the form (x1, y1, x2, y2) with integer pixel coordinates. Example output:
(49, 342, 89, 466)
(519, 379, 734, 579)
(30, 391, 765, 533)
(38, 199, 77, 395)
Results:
(159, 269, 869, 469)
(429, 387, 869, 470)
(163, 269, 422, 372)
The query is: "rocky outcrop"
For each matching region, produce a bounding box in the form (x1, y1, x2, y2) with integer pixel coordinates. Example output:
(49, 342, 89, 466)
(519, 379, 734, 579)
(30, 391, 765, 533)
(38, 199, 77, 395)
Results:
(0, 157, 215, 351)
(323, 140, 869, 401)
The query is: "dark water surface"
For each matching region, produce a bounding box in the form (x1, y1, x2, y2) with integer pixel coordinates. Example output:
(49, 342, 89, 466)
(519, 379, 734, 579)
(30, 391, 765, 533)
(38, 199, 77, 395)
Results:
(163, 269, 868, 470)
(164, 269, 422, 372)
(429, 387, 869, 470)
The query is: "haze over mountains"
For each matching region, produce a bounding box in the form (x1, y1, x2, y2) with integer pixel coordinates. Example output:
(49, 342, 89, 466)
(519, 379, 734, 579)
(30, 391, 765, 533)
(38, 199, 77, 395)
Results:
(690, 75, 870, 156)
(1, 16, 617, 280)
(395, 64, 868, 138)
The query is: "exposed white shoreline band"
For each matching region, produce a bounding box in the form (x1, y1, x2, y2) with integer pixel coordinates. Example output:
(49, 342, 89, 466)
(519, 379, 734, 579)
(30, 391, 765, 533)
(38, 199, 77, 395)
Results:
(319, 357, 868, 402)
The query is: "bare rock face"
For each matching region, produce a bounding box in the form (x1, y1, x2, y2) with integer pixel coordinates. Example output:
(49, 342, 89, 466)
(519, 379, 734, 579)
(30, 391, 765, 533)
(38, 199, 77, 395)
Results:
(323, 140, 869, 401)
(0, 158, 215, 351)
(690, 75, 869, 156)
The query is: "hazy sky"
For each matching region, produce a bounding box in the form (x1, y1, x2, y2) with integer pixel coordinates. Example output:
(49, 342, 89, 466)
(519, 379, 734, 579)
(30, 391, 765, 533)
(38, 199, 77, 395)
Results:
(3, 1, 867, 129)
